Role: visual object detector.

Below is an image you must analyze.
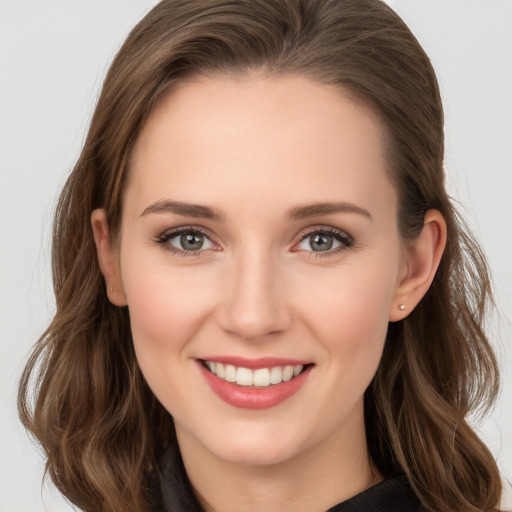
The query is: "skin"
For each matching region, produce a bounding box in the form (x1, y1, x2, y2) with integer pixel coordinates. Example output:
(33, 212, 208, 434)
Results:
(92, 75, 446, 512)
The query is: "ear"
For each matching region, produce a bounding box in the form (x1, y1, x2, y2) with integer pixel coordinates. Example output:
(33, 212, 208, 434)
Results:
(91, 208, 128, 306)
(389, 209, 447, 322)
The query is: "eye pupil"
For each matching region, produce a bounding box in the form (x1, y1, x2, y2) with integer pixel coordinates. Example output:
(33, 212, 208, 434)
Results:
(310, 234, 333, 251)
(181, 232, 204, 251)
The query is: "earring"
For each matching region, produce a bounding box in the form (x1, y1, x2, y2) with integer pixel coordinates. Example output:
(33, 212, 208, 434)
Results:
(109, 285, 118, 293)
(398, 304, 406, 311)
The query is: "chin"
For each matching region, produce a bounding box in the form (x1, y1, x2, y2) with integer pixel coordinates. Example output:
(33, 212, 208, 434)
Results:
(207, 420, 316, 466)
(211, 439, 302, 467)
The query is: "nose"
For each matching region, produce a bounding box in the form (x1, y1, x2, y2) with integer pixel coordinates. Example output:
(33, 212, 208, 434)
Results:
(216, 248, 292, 341)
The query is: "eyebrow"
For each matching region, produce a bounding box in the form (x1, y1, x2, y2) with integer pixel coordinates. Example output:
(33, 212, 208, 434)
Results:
(140, 200, 225, 221)
(287, 202, 372, 221)
(140, 199, 372, 222)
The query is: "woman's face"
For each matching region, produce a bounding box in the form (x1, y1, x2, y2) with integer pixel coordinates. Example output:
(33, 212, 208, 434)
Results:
(112, 75, 408, 466)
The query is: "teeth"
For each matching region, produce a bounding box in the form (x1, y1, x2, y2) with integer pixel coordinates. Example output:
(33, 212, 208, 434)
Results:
(224, 364, 237, 382)
(253, 368, 270, 387)
(236, 367, 253, 386)
(270, 366, 283, 384)
(205, 362, 304, 387)
(216, 363, 225, 379)
(282, 366, 294, 382)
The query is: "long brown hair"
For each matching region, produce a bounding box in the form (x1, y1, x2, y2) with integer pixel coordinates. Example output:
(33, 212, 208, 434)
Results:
(19, 1, 502, 511)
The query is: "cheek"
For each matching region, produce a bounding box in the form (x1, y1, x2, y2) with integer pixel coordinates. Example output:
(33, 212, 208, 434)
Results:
(297, 254, 398, 371)
(120, 252, 218, 363)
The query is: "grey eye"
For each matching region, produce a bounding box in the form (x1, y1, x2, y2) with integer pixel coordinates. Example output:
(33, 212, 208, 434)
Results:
(309, 233, 334, 252)
(296, 230, 349, 254)
(169, 231, 213, 251)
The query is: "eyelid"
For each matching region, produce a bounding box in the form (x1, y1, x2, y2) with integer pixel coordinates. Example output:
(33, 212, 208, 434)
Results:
(291, 225, 354, 257)
(154, 225, 220, 257)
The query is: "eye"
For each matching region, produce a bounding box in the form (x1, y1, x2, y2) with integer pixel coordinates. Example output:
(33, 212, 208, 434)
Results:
(156, 227, 216, 255)
(294, 227, 353, 255)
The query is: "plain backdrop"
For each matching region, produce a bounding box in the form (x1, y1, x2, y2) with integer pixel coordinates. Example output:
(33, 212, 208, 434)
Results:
(1, 1, 511, 511)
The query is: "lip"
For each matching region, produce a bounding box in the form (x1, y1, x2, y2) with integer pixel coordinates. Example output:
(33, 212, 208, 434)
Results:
(197, 359, 313, 410)
(199, 355, 311, 370)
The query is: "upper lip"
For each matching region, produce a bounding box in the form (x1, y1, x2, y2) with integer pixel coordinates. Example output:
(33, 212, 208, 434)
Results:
(198, 356, 312, 369)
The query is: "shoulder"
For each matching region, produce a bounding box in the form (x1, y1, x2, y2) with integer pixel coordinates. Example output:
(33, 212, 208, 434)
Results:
(327, 475, 422, 512)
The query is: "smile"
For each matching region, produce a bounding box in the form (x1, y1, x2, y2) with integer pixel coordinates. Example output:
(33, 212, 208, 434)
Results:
(203, 360, 305, 387)
(197, 357, 314, 409)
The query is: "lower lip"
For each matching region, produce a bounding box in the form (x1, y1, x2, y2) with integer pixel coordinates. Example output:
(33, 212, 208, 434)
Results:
(198, 361, 312, 410)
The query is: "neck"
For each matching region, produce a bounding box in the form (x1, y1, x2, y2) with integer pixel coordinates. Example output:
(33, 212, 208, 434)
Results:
(175, 403, 381, 512)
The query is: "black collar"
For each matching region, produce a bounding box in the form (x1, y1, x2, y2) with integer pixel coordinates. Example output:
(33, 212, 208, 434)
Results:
(327, 475, 421, 512)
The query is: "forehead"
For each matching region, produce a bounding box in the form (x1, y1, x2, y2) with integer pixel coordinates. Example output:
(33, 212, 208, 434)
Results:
(127, 75, 395, 221)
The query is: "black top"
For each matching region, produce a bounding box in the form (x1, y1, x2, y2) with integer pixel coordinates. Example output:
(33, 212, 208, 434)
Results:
(154, 447, 422, 512)
(327, 475, 421, 511)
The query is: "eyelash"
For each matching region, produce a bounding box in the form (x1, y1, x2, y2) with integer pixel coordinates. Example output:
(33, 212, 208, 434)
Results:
(154, 225, 354, 258)
(155, 226, 217, 257)
(295, 226, 354, 259)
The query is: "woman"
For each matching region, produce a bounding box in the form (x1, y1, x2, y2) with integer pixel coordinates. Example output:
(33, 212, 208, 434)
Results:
(18, 0, 505, 511)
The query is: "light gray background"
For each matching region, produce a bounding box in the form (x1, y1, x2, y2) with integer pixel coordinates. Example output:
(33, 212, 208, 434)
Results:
(1, 1, 511, 511)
